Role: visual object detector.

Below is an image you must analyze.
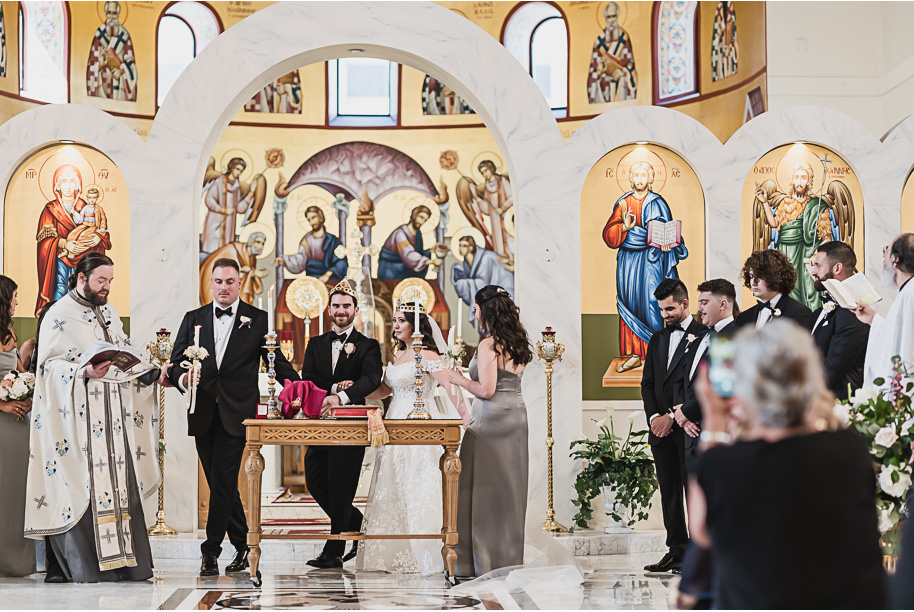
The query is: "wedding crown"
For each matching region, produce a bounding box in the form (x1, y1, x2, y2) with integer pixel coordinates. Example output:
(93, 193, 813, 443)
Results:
(395, 298, 428, 314)
(329, 279, 358, 299)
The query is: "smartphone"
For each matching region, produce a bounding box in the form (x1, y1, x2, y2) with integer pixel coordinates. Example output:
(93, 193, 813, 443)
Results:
(707, 335, 736, 399)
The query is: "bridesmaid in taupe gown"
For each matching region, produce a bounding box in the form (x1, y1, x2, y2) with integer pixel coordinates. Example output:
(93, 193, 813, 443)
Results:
(0, 275, 37, 577)
(448, 285, 532, 578)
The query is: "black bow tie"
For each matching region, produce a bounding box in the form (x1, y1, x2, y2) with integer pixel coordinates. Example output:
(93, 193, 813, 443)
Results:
(671, 323, 687, 332)
(330, 332, 348, 344)
(758, 300, 774, 311)
(215, 306, 233, 319)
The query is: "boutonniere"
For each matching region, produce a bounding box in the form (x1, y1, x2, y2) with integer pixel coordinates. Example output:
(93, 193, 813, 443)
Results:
(773, 308, 782, 317)
(686, 333, 697, 344)
(343, 342, 356, 358)
(238, 316, 251, 329)
(822, 302, 837, 314)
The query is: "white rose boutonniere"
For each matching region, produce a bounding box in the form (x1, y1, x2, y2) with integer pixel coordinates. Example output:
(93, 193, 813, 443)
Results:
(238, 316, 251, 329)
(822, 302, 837, 314)
(344, 342, 356, 358)
(686, 333, 697, 345)
(772, 308, 782, 317)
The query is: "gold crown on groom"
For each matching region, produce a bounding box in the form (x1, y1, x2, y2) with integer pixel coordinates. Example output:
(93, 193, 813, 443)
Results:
(329, 279, 358, 300)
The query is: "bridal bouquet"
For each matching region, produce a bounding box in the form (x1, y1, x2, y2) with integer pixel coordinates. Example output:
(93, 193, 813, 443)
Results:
(0, 370, 36, 422)
(836, 356, 914, 555)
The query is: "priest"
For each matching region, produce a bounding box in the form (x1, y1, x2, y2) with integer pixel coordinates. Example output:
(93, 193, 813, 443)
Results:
(25, 253, 168, 583)
(856, 234, 914, 387)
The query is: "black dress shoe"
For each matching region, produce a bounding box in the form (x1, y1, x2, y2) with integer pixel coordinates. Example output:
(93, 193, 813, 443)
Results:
(200, 553, 219, 577)
(44, 572, 67, 584)
(671, 565, 682, 575)
(342, 542, 358, 563)
(225, 549, 249, 573)
(306, 552, 343, 569)
(644, 552, 681, 572)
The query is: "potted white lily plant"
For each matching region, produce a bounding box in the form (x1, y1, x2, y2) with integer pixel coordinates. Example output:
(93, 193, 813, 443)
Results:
(569, 412, 657, 532)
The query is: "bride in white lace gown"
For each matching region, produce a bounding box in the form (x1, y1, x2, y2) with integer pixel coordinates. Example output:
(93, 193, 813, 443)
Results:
(355, 305, 470, 575)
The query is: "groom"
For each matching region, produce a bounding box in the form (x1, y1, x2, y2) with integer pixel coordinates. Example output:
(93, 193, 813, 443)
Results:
(301, 279, 382, 568)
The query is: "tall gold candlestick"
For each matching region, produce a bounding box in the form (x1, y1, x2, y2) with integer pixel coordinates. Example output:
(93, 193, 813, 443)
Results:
(535, 327, 567, 533)
(264, 331, 281, 419)
(146, 329, 177, 536)
(406, 331, 431, 419)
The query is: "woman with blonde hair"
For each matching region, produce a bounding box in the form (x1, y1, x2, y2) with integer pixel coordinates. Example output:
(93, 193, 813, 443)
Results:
(682, 319, 884, 608)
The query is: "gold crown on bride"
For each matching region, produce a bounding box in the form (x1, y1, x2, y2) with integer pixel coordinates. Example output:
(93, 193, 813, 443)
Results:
(329, 279, 358, 300)
(395, 298, 428, 315)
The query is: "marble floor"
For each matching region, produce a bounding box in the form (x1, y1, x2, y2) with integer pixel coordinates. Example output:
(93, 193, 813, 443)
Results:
(0, 553, 677, 610)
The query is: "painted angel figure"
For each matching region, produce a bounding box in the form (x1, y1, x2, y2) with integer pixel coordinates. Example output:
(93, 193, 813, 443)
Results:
(455, 160, 513, 266)
(200, 156, 267, 257)
(753, 160, 854, 310)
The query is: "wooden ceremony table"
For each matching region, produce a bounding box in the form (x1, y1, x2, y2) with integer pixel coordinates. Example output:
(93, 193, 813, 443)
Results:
(242, 418, 463, 586)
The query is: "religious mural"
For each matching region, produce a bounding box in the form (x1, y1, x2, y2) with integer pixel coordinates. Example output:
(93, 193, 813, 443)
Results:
(422, 75, 474, 115)
(86, 1, 137, 101)
(902, 169, 914, 233)
(0, 3, 7, 79)
(711, 1, 738, 81)
(3, 143, 130, 317)
(587, 2, 638, 104)
(199, 138, 514, 367)
(244, 71, 303, 114)
(581, 143, 705, 393)
(741, 143, 861, 312)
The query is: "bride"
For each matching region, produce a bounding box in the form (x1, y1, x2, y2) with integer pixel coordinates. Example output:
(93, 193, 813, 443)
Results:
(354, 299, 470, 575)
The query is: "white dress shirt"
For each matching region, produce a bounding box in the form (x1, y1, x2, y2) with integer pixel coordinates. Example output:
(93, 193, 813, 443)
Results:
(812, 301, 832, 333)
(755, 293, 783, 329)
(689, 315, 735, 379)
(330, 325, 355, 405)
(649, 319, 689, 423)
(179, 298, 239, 392)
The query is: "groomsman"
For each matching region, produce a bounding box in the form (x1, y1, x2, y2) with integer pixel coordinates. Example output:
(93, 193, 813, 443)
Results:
(170, 258, 300, 576)
(673, 279, 737, 474)
(736, 249, 812, 329)
(300, 280, 382, 569)
(808, 242, 869, 400)
(641, 279, 704, 574)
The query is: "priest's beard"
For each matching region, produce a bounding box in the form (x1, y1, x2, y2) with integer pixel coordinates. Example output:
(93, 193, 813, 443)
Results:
(881, 261, 898, 294)
(81, 285, 109, 306)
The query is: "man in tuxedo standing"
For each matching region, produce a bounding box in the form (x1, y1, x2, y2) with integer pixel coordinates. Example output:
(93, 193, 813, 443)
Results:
(736, 249, 812, 330)
(301, 279, 382, 569)
(641, 278, 704, 574)
(170, 258, 300, 576)
(808, 242, 869, 400)
(673, 279, 738, 474)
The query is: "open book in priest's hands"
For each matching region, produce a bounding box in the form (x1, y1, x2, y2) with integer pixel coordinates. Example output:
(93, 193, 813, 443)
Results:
(821, 272, 882, 309)
(77, 341, 144, 372)
(647, 220, 682, 249)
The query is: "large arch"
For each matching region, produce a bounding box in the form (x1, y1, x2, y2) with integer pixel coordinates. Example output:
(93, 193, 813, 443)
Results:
(143, 1, 580, 533)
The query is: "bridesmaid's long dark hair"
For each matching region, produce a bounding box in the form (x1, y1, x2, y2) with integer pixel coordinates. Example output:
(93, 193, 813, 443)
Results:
(474, 285, 532, 366)
(0, 275, 17, 346)
(392, 311, 442, 355)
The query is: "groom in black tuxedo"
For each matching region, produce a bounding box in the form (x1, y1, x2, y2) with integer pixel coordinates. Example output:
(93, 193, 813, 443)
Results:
(301, 279, 382, 569)
(170, 258, 300, 576)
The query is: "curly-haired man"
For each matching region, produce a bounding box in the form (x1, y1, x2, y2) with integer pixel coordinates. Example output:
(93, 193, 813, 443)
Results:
(735, 249, 812, 329)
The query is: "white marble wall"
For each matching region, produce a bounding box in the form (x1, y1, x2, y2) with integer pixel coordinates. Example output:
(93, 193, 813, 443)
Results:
(4, 1, 914, 538)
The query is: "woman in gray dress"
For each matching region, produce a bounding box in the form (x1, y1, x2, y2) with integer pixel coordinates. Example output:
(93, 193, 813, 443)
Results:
(448, 285, 532, 578)
(0, 275, 38, 577)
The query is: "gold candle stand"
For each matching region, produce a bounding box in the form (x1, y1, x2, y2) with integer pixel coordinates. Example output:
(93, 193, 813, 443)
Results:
(146, 329, 177, 536)
(406, 331, 431, 419)
(535, 327, 567, 533)
(264, 331, 281, 419)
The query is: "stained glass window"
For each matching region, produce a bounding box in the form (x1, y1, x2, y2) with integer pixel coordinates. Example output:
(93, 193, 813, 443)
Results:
(19, 1, 67, 103)
(656, 1, 697, 102)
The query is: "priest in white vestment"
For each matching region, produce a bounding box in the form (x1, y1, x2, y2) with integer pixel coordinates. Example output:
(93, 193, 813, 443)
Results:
(856, 234, 914, 387)
(24, 254, 165, 583)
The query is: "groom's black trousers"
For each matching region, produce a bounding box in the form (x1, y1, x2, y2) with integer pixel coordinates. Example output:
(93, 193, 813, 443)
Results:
(305, 445, 365, 557)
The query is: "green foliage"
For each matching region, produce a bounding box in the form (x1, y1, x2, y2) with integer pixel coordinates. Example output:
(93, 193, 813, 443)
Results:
(568, 416, 658, 530)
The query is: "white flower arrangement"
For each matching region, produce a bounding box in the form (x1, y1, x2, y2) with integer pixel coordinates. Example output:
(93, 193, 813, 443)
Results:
(344, 342, 356, 357)
(183, 346, 210, 361)
(442, 326, 465, 369)
(0, 371, 36, 422)
(238, 316, 252, 329)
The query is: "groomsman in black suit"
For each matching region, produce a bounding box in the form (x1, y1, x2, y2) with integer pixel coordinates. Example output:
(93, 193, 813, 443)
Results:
(170, 258, 300, 576)
(301, 280, 382, 569)
(673, 279, 738, 474)
(808, 242, 869, 400)
(641, 278, 705, 574)
(735, 249, 813, 330)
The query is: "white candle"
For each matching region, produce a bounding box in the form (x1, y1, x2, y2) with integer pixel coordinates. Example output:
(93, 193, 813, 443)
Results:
(267, 284, 275, 332)
(414, 295, 421, 333)
(456, 300, 462, 339)
(193, 324, 201, 348)
(304, 319, 311, 343)
(319, 310, 324, 336)
(258, 297, 263, 310)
